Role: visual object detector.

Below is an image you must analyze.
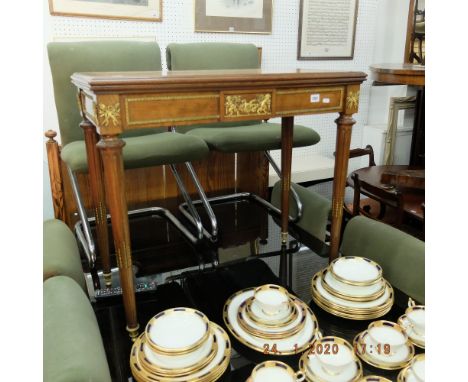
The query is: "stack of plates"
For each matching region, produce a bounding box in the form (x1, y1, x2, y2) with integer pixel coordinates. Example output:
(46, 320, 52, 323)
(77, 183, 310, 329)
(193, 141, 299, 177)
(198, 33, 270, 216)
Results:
(130, 308, 231, 382)
(223, 284, 320, 355)
(353, 320, 415, 371)
(310, 256, 394, 320)
(298, 336, 363, 382)
(397, 353, 425, 381)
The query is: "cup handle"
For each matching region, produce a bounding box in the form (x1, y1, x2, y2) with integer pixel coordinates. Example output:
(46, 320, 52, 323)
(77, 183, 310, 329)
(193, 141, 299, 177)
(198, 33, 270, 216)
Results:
(295, 371, 306, 382)
(408, 298, 415, 307)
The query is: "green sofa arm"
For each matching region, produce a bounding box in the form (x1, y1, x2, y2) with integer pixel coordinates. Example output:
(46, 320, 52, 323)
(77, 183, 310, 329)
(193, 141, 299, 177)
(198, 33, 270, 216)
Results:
(44, 276, 111, 382)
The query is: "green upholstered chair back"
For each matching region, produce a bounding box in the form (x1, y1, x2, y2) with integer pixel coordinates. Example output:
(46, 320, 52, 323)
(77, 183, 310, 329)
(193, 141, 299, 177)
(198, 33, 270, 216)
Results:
(166, 42, 260, 130)
(47, 41, 162, 146)
(340, 216, 425, 304)
(166, 42, 260, 71)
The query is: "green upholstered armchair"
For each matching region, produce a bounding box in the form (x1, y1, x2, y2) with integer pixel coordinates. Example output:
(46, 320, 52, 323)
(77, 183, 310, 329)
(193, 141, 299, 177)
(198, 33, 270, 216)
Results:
(44, 276, 112, 382)
(47, 41, 211, 287)
(43, 219, 87, 292)
(340, 216, 425, 304)
(166, 42, 321, 240)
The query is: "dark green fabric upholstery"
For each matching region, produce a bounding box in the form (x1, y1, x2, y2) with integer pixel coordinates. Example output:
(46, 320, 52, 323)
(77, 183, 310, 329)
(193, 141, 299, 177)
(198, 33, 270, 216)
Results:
(166, 42, 259, 70)
(61, 132, 209, 173)
(48, 41, 210, 172)
(167, 42, 321, 152)
(48, 41, 162, 146)
(43, 219, 86, 292)
(271, 182, 331, 241)
(186, 123, 320, 153)
(340, 216, 425, 304)
(44, 276, 111, 382)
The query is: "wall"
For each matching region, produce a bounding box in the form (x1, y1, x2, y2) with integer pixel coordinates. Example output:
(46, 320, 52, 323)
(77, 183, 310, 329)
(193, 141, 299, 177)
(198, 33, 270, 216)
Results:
(43, 0, 408, 219)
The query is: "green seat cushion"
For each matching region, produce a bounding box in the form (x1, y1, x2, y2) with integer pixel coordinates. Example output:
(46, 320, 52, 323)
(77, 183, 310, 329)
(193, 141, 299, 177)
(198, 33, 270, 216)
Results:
(166, 42, 259, 70)
(61, 132, 209, 173)
(43, 219, 86, 292)
(271, 182, 331, 241)
(340, 216, 425, 304)
(186, 123, 320, 153)
(44, 276, 111, 382)
(48, 41, 162, 146)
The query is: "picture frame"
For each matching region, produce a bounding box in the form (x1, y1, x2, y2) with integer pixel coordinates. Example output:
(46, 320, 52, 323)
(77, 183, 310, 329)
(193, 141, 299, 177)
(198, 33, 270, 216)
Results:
(48, 0, 162, 22)
(195, 0, 272, 34)
(298, 0, 358, 60)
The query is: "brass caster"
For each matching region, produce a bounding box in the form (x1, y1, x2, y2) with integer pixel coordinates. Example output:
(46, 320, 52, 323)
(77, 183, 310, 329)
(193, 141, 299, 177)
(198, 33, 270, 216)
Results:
(126, 324, 140, 342)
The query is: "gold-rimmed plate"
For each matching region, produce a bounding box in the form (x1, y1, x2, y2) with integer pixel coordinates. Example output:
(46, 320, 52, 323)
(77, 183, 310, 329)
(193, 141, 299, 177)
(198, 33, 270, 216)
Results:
(223, 288, 319, 355)
(322, 268, 386, 302)
(397, 314, 425, 349)
(310, 273, 394, 320)
(238, 299, 306, 340)
(245, 296, 298, 327)
(140, 333, 218, 377)
(357, 376, 392, 382)
(145, 307, 211, 355)
(353, 330, 415, 371)
(131, 322, 231, 382)
(298, 339, 363, 382)
(330, 257, 383, 286)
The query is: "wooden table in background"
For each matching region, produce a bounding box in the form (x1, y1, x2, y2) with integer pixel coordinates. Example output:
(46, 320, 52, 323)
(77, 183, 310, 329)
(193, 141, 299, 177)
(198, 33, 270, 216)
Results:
(370, 63, 425, 167)
(72, 68, 367, 339)
(350, 165, 425, 221)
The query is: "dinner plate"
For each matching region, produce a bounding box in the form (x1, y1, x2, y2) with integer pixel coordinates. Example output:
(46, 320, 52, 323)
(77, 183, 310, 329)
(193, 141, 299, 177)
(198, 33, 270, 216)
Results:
(246, 296, 297, 326)
(311, 272, 394, 312)
(224, 288, 319, 355)
(311, 292, 392, 321)
(238, 299, 306, 339)
(397, 315, 425, 349)
(322, 268, 385, 302)
(298, 348, 362, 382)
(131, 322, 231, 382)
(330, 257, 383, 286)
(142, 332, 216, 373)
(353, 330, 414, 370)
(145, 308, 210, 355)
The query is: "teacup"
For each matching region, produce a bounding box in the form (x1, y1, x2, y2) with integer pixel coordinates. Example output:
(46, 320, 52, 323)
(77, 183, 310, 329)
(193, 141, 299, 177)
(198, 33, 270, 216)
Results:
(254, 284, 290, 316)
(368, 321, 408, 354)
(406, 301, 425, 337)
(250, 361, 305, 382)
(411, 354, 425, 381)
(314, 336, 354, 376)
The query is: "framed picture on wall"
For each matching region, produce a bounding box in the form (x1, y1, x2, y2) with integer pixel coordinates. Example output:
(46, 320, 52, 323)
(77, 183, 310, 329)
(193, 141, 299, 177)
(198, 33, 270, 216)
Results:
(195, 0, 272, 34)
(49, 0, 162, 22)
(298, 0, 358, 60)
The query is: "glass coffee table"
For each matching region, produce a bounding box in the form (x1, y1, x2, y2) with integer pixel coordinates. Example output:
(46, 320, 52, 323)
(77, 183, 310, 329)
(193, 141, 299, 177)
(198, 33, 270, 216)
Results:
(90, 197, 421, 381)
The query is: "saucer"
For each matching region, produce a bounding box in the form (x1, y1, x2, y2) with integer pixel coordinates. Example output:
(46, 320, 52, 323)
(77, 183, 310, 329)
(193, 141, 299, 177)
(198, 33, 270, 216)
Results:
(397, 354, 425, 382)
(397, 315, 425, 349)
(238, 299, 306, 339)
(298, 348, 363, 382)
(131, 322, 231, 382)
(357, 376, 392, 382)
(246, 296, 298, 326)
(330, 257, 383, 286)
(353, 330, 414, 370)
(224, 288, 319, 355)
(250, 360, 305, 382)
